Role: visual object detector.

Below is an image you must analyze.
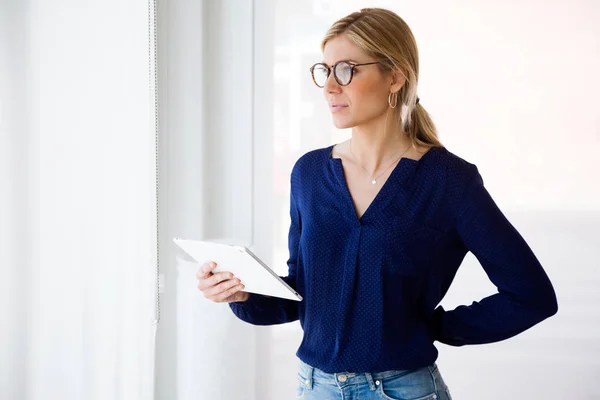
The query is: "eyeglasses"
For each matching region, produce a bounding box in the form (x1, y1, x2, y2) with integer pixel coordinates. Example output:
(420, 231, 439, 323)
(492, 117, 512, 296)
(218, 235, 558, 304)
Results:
(309, 60, 382, 88)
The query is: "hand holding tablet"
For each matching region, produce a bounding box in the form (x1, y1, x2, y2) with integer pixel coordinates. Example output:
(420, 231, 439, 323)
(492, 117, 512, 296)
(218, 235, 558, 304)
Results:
(174, 238, 303, 302)
(195, 260, 250, 303)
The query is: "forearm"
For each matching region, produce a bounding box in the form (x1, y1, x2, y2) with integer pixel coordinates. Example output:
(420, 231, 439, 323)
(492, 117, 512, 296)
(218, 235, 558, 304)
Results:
(229, 291, 299, 325)
(430, 285, 557, 346)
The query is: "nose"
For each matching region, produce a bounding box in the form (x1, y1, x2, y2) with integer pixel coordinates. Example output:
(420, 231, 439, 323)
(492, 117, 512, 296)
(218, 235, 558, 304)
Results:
(323, 71, 341, 93)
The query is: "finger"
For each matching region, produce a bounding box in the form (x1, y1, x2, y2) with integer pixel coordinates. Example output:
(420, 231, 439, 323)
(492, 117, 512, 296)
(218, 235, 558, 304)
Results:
(207, 271, 234, 287)
(197, 271, 233, 291)
(204, 277, 241, 299)
(214, 282, 245, 303)
(196, 262, 217, 280)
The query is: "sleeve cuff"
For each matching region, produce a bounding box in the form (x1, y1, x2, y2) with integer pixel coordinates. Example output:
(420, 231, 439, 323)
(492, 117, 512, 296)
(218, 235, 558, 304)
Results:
(229, 292, 266, 312)
(428, 305, 445, 342)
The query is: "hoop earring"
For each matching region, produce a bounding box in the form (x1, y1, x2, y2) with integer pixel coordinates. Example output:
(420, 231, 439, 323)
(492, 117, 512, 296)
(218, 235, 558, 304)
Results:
(388, 92, 398, 108)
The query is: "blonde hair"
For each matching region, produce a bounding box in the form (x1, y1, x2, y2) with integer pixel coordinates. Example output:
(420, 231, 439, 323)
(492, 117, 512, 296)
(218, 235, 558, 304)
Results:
(321, 8, 442, 148)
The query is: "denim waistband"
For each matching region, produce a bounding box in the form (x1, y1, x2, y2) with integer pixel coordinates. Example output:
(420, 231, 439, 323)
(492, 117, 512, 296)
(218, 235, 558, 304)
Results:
(297, 358, 436, 390)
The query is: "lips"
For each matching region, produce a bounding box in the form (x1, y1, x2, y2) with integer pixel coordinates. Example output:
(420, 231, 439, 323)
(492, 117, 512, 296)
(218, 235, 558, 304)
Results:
(329, 104, 348, 112)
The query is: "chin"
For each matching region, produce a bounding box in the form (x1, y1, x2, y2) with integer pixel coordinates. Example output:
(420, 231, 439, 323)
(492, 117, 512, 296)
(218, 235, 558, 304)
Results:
(331, 117, 355, 130)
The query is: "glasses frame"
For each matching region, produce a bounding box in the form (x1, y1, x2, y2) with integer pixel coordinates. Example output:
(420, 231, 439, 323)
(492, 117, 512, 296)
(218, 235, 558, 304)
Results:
(309, 60, 382, 88)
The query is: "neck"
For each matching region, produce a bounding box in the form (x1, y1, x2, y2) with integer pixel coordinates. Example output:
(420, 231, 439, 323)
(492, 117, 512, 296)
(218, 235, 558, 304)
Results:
(349, 116, 412, 174)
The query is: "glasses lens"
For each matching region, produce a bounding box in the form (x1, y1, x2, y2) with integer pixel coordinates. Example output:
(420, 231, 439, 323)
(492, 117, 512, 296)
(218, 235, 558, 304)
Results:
(312, 64, 329, 87)
(334, 62, 353, 85)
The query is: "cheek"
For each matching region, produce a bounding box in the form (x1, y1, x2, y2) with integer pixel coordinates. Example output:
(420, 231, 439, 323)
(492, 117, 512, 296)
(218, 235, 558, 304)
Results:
(347, 84, 386, 117)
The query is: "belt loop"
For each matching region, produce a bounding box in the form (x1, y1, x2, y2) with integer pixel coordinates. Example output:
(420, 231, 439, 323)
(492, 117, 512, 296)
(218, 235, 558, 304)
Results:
(299, 359, 315, 391)
(364, 372, 376, 390)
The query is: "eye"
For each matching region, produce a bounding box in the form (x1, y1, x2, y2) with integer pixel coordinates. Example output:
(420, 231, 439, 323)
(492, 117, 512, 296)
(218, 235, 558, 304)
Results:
(335, 62, 353, 75)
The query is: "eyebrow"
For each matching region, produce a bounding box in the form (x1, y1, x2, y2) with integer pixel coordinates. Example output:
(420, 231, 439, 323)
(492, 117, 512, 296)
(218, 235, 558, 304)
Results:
(320, 59, 359, 66)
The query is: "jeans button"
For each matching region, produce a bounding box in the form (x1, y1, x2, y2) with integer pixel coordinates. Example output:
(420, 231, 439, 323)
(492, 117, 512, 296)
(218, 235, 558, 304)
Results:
(338, 374, 347, 382)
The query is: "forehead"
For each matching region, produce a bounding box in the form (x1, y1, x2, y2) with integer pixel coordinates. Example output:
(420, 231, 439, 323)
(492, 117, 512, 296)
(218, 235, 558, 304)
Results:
(322, 34, 370, 64)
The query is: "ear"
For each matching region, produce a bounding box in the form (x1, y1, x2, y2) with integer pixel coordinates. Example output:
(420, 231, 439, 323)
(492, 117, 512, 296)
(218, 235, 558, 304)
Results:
(389, 68, 406, 93)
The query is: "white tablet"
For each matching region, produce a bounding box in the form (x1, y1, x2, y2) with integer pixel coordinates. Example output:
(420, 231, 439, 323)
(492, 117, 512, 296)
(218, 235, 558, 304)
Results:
(173, 237, 303, 301)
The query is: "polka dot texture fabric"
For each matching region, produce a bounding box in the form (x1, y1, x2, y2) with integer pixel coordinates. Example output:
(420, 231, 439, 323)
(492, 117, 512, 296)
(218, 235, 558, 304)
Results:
(229, 145, 557, 374)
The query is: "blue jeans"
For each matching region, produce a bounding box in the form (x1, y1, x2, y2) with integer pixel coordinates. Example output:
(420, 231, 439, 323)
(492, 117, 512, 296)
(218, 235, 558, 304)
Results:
(296, 358, 452, 400)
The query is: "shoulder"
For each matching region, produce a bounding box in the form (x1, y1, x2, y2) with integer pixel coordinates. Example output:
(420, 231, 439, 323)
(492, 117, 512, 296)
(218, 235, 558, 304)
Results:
(427, 146, 482, 203)
(437, 146, 479, 180)
(290, 145, 331, 181)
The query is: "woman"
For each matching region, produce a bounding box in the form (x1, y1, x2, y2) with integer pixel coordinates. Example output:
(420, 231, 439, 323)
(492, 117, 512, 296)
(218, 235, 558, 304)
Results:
(196, 8, 558, 400)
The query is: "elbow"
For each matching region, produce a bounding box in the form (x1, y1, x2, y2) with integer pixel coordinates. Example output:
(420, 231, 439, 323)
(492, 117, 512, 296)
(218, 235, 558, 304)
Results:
(518, 284, 558, 323)
(535, 288, 558, 321)
(529, 274, 559, 320)
(544, 279, 559, 317)
(545, 292, 558, 318)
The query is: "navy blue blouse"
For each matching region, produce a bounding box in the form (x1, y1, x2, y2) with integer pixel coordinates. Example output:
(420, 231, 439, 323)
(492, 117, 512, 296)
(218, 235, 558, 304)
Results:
(229, 144, 557, 374)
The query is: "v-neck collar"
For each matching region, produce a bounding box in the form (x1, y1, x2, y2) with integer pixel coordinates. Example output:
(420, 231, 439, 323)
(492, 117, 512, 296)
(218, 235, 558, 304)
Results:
(327, 145, 440, 226)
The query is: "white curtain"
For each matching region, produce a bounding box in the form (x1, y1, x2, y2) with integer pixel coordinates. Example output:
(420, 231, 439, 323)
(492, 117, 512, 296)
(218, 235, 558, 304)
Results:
(0, 1, 158, 399)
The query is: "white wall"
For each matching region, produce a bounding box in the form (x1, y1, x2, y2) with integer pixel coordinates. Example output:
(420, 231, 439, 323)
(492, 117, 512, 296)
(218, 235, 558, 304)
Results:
(0, 1, 30, 399)
(156, 0, 264, 399)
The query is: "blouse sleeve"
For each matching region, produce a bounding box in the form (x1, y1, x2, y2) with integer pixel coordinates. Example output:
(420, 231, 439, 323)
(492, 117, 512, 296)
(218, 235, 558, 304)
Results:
(430, 166, 558, 346)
